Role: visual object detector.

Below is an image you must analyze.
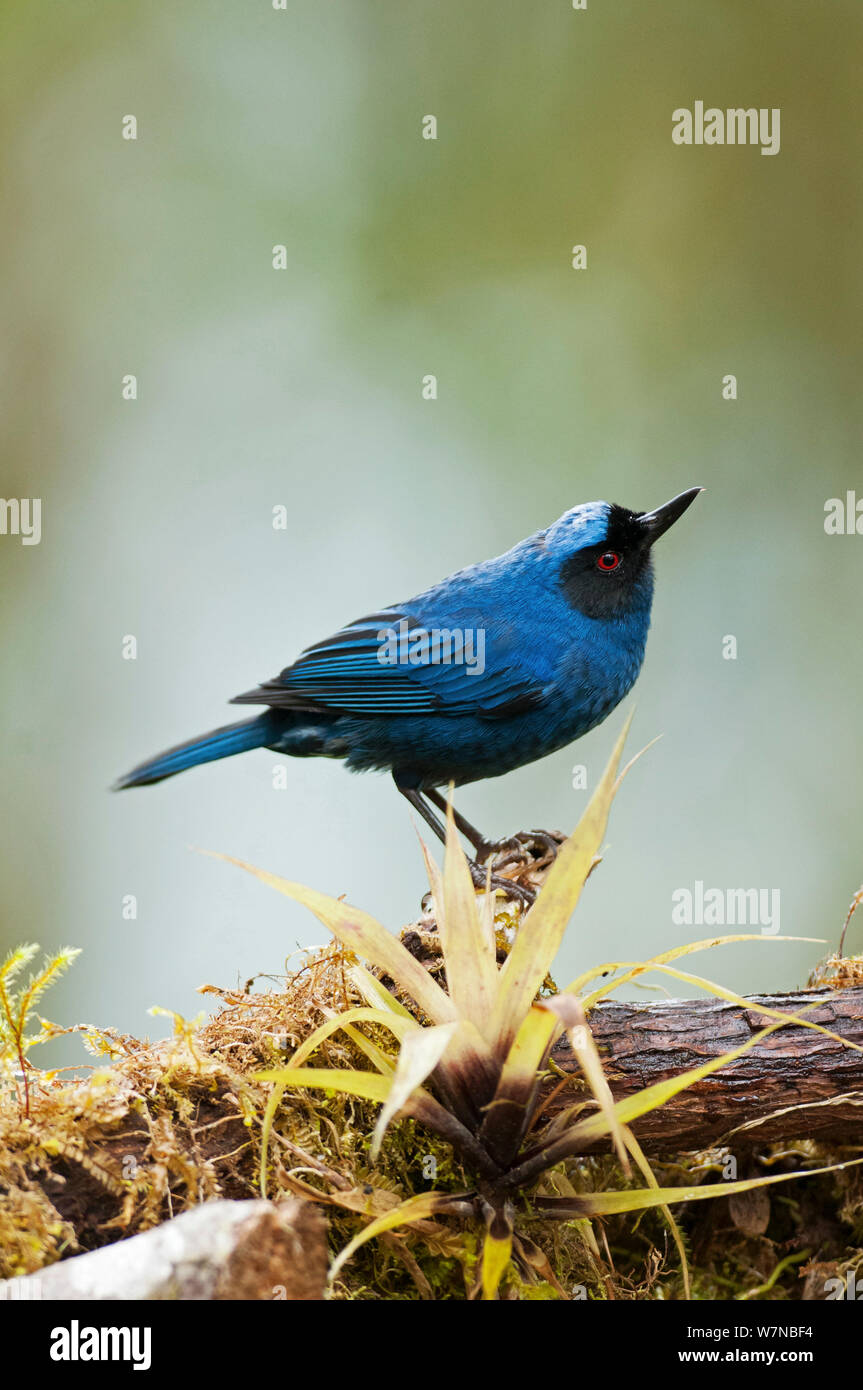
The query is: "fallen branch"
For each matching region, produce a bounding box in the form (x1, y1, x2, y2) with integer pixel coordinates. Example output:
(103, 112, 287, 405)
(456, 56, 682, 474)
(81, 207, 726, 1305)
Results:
(546, 985, 863, 1151)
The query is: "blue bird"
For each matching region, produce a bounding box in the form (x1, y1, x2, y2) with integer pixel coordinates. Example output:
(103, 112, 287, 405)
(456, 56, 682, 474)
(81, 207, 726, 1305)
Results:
(115, 487, 701, 901)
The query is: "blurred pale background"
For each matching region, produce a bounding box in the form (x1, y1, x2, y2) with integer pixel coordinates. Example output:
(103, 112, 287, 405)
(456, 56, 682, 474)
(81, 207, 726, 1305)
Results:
(2, 1, 862, 1056)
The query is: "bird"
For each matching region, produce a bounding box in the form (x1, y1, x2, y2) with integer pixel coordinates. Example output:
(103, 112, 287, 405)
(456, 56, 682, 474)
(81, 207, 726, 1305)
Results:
(115, 486, 701, 902)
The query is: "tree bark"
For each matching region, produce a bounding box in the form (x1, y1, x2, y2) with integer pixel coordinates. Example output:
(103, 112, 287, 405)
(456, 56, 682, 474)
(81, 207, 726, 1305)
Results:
(545, 985, 863, 1152)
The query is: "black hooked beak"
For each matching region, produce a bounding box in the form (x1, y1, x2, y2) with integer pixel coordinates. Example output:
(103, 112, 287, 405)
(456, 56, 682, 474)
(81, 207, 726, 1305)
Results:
(638, 487, 703, 543)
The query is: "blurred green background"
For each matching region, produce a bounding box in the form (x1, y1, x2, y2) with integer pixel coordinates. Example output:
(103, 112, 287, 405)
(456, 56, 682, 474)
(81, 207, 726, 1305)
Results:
(2, 0, 862, 1055)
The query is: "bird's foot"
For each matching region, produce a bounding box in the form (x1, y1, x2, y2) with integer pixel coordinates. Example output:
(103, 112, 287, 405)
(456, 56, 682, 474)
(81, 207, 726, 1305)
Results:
(475, 829, 566, 870)
(469, 860, 536, 908)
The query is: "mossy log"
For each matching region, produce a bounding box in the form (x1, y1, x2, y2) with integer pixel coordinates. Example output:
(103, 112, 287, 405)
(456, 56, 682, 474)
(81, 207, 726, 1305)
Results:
(547, 986, 863, 1152)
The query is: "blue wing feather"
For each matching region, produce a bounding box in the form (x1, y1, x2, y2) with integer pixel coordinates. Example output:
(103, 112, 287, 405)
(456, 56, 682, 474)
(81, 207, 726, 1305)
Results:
(231, 610, 548, 717)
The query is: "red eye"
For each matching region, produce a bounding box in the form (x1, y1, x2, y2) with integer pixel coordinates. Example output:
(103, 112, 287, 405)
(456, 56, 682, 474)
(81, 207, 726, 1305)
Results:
(596, 551, 621, 572)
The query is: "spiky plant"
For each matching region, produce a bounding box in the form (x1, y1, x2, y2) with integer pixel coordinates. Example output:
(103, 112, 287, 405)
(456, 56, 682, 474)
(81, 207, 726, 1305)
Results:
(219, 717, 863, 1299)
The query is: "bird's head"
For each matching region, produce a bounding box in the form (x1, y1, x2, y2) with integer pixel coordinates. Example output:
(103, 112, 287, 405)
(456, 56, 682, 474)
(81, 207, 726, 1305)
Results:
(546, 487, 702, 620)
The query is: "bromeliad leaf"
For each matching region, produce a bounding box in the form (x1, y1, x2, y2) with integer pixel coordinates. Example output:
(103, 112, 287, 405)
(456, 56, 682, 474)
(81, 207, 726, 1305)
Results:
(488, 712, 634, 1057)
(337, 1021, 398, 1077)
(209, 852, 457, 1026)
(255, 1066, 394, 1106)
(479, 1199, 515, 1301)
(531, 1156, 863, 1220)
(540, 993, 630, 1172)
(329, 1190, 476, 1286)
(418, 807, 497, 1036)
(289, 1006, 416, 1070)
(570, 934, 827, 1007)
(479, 1005, 560, 1167)
(371, 1021, 459, 1159)
(348, 963, 415, 1019)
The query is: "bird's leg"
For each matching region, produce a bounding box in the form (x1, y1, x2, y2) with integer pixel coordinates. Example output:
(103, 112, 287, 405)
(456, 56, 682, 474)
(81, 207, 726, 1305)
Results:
(395, 783, 450, 847)
(424, 789, 560, 868)
(422, 788, 539, 898)
(393, 776, 536, 908)
(424, 788, 486, 851)
(422, 788, 560, 894)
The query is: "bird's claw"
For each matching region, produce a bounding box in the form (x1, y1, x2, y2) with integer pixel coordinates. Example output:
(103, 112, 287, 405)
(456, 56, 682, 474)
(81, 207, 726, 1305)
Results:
(476, 829, 565, 868)
(469, 860, 536, 908)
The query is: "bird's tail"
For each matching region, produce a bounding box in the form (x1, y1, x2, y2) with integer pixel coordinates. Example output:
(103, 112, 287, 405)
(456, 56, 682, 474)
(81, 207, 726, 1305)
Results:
(113, 713, 277, 789)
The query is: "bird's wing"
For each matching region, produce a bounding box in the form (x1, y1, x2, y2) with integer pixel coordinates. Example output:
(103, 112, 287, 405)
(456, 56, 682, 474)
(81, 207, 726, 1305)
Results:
(231, 611, 547, 718)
